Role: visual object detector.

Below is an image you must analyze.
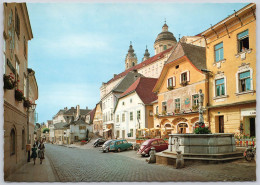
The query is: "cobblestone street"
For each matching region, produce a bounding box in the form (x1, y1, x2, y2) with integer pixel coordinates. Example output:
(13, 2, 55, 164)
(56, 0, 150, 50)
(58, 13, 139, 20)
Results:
(45, 144, 256, 182)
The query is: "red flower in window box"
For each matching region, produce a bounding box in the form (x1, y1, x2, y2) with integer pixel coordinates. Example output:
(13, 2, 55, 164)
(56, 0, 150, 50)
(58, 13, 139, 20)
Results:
(15, 89, 24, 101)
(23, 99, 32, 108)
(3, 74, 16, 90)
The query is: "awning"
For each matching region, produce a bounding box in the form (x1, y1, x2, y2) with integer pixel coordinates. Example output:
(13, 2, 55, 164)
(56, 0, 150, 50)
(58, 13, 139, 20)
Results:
(103, 129, 111, 132)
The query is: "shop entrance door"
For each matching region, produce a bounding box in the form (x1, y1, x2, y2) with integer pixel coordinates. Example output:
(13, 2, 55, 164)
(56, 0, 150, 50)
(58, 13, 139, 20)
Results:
(219, 116, 224, 133)
(250, 118, 255, 137)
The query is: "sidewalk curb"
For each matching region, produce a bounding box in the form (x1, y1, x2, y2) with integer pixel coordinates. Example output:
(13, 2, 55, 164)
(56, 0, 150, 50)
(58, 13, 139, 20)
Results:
(47, 153, 61, 182)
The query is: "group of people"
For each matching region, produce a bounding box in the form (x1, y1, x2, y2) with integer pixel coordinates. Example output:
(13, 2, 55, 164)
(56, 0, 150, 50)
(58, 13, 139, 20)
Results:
(31, 139, 45, 165)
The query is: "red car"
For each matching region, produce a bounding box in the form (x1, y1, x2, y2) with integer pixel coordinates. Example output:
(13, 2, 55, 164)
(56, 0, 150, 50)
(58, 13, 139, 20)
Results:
(137, 139, 168, 156)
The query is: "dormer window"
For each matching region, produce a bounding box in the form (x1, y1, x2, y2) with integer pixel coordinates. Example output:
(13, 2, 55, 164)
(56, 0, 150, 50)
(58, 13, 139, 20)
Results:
(238, 30, 249, 52)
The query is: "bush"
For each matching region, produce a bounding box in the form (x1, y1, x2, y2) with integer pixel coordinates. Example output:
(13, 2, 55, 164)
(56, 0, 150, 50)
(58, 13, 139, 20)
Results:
(194, 126, 211, 134)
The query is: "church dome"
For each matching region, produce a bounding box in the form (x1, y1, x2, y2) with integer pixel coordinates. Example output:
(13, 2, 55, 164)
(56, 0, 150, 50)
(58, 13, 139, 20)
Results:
(154, 23, 177, 44)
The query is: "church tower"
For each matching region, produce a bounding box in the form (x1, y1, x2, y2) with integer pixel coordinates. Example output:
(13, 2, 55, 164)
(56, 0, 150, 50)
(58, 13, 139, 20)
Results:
(125, 42, 138, 70)
(142, 46, 150, 62)
(154, 21, 177, 55)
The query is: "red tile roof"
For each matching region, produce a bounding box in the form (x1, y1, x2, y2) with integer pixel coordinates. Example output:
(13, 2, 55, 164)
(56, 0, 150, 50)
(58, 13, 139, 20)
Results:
(105, 47, 173, 85)
(120, 77, 158, 104)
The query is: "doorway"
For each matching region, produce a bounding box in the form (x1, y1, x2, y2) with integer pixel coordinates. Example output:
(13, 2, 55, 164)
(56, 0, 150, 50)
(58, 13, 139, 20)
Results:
(250, 118, 255, 137)
(219, 116, 224, 133)
(177, 123, 188, 134)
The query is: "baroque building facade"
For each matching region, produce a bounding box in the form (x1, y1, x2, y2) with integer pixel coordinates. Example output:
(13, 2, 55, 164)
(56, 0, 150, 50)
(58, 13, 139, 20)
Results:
(3, 3, 38, 179)
(201, 3, 256, 136)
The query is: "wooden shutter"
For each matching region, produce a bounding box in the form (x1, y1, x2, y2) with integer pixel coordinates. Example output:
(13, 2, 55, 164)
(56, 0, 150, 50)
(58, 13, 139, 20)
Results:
(187, 71, 190, 82)
(173, 76, 176, 86)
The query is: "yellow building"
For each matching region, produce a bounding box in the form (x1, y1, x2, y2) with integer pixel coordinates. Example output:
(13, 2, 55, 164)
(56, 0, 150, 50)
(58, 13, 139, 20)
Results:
(200, 3, 256, 136)
(153, 42, 208, 138)
(3, 3, 38, 179)
(93, 102, 103, 137)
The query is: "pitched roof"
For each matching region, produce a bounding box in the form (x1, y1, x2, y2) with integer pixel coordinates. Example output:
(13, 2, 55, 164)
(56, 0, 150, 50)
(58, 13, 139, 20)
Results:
(112, 71, 143, 93)
(54, 122, 67, 130)
(64, 107, 91, 115)
(166, 42, 206, 70)
(87, 107, 96, 124)
(105, 47, 173, 85)
(120, 77, 158, 105)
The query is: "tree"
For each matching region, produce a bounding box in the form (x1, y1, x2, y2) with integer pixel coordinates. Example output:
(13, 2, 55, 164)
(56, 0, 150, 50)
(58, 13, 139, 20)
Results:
(42, 128, 50, 133)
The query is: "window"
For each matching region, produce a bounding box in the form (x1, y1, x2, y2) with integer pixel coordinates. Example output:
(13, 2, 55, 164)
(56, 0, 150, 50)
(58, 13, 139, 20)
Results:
(130, 112, 133, 121)
(15, 8, 20, 37)
(116, 115, 119, 123)
(181, 72, 187, 82)
(238, 30, 249, 52)
(23, 75, 27, 98)
(156, 106, 159, 114)
(130, 129, 133, 137)
(214, 42, 224, 62)
(122, 102, 125, 106)
(10, 128, 15, 155)
(239, 71, 251, 92)
(162, 102, 167, 112)
(149, 110, 153, 116)
(216, 78, 225, 96)
(3, 39, 6, 74)
(176, 65, 179, 69)
(167, 77, 173, 87)
(192, 94, 199, 105)
(137, 110, 141, 120)
(175, 98, 180, 109)
(151, 140, 158, 146)
(132, 62, 135, 66)
(24, 36, 27, 59)
(163, 45, 167, 50)
(130, 99, 132, 103)
(116, 130, 119, 138)
(22, 129, 25, 150)
(16, 59, 19, 76)
(122, 113, 125, 122)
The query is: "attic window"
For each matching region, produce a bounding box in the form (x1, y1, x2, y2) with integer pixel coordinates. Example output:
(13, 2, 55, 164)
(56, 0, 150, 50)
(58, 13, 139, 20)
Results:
(176, 65, 179, 69)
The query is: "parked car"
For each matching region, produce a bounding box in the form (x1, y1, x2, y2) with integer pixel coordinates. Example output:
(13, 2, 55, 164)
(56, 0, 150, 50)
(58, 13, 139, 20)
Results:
(93, 138, 106, 147)
(101, 139, 115, 153)
(109, 139, 133, 152)
(137, 138, 168, 156)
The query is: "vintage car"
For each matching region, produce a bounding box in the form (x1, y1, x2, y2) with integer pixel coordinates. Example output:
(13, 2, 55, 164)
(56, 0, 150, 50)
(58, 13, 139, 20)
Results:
(109, 139, 133, 152)
(137, 138, 168, 156)
(93, 138, 106, 147)
(101, 139, 115, 153)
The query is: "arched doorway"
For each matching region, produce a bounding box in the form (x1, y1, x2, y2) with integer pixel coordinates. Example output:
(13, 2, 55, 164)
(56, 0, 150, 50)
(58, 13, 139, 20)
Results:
(177, 123, 189, 134)
(163, 123, 174, 139)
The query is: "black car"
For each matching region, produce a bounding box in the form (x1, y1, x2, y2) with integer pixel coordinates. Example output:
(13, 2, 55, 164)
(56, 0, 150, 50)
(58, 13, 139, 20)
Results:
(101, 139, 115, 153)
(93, 138, 106, 147)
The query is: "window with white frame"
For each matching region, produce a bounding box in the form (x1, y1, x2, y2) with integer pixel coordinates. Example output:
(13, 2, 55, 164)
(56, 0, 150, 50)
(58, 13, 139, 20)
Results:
(237, 30, 249, 52)
(180, 71, 189, 83)
(162, 102, 167, 112)
(215, 78, 225, 96)
(130, 129, 133, 137)
(130, 112, 133, 121)
(167, 77, 173, 87)
(192, 94, 199, 105)
(214, 42, 224, 62)
(156, 106, 159, 114)
(239, 71, 251, 92)
(137, 110, 141, 120)
(175, 98, 180, 109)
(16, 59, 19, 76)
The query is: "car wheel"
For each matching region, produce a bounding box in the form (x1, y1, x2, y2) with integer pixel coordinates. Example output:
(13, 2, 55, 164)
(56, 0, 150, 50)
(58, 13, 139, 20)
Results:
(141, 154, 146, 157)
(129, 146, 133, 150)
(117, 148, 121, 152)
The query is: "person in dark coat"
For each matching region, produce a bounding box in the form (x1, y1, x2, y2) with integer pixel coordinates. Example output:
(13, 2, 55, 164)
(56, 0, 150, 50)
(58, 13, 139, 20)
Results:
(38, 140, 45, 164)
(31, 144, 37, 165)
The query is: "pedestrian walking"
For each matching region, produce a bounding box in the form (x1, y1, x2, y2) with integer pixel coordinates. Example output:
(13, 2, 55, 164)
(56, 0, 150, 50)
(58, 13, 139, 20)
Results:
(31, 144, 37, 165)
(38, 140, 45, 164)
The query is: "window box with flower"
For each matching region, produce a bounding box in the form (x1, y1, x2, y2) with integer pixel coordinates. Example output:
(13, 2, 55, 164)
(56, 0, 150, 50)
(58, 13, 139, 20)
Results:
(3, 73, 16, 90)
(23, 99, 32, 108)
(15, 89, 24, 101)
(174, 108, 180, 113)
(167, 86, 174, 90)
(180, 80, 188, 86)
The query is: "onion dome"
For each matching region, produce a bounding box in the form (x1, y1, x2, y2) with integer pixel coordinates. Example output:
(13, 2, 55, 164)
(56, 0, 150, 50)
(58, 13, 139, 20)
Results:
(154, 23, 177, 44)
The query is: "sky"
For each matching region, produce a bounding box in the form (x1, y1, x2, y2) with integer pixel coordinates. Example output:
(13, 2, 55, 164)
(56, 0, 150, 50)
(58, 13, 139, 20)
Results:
(26, 3, 248, 123)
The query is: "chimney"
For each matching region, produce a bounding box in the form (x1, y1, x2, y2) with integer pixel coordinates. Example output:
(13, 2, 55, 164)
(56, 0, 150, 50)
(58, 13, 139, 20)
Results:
(86, 106, 88, 110)
(114, 74, 117, 78)
(76, 105, 80, 118)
